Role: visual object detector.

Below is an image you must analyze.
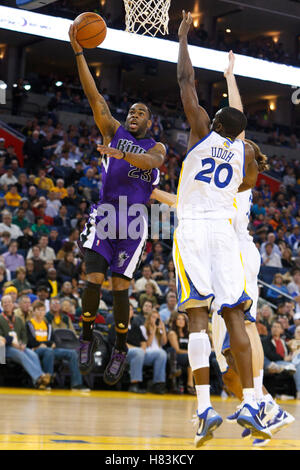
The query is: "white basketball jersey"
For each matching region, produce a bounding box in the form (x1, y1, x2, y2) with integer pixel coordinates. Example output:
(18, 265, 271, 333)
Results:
(233, 190, 253, 241)
(177, 131, 245, 220)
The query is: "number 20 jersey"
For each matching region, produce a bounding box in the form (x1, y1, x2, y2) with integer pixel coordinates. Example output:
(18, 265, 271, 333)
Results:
(176, 131, 245, 220)
(99, 125, 160, 206)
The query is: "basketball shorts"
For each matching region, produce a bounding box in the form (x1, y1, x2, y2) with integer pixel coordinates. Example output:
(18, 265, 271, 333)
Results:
(79, 205, 147, 279)
(173, 218, 252, 315)
(211, 237, 261, 373)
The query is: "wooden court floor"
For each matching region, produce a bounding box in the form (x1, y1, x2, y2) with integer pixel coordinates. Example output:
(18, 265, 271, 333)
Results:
(0, 387, 299, 450)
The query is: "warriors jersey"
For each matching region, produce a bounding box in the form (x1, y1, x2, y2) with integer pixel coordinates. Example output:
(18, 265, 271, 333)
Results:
(176, 131, 245, 220)
(233, 189, 253, 242)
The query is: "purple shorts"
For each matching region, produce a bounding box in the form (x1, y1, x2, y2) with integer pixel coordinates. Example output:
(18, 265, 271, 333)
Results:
(79, 205, 148, 279)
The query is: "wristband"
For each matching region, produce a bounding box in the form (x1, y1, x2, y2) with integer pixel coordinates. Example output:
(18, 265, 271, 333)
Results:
(75, 51, 83, 57)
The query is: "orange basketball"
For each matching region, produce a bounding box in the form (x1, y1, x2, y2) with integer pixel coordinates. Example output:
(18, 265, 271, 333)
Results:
(74, 12, 107, 49)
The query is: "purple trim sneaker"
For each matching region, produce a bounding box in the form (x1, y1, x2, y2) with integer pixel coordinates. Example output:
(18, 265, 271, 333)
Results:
(78, 333, 99, 375)
(103, 347, 128, 386)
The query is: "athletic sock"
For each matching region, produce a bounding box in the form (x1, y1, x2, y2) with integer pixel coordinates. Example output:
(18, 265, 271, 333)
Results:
(81, 281, 101, 341)
(113, 289, 129, 352)
(196, 384, 212, 415)
(242, 388, 258, 409)
(254, 374, 264, 401)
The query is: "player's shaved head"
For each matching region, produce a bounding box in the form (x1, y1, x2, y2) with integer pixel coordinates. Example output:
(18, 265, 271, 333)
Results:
(211, 107, 247, 140)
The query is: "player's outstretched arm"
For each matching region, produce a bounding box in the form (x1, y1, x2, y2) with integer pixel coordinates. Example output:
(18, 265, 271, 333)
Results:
(69, 24, 119, 142)
(97, 142, 166, 170)
(224, 51, 245, 140)
(238, 143, 258, 192)
(177, 11, 210, 145)
(150, 188, 177, 207)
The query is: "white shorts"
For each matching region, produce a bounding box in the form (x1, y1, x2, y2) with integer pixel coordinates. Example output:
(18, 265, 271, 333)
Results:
(239, 238, 261, 320)
(173, 219, 251, 315)
(211, 238, 261, 373)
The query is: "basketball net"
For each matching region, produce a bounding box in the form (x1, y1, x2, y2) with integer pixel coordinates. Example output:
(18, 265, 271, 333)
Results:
(123, 0, 171, 37)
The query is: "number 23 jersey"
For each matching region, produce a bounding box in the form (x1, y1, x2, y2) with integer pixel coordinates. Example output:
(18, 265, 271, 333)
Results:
(99, 125, 160, 206)
(176, 131, 245, 220)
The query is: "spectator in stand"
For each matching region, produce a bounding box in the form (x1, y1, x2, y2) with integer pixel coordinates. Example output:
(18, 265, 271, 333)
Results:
(277, 315, 294, 341)
(45, 190, 62, 219)
(4, 185, 22, 209)
(53, 205, 71, 237)
(2, 241, 25, 273)
(287, 268, 300, 313)
(281, 247, 295, 269)
(11, 266, 32, 295)
(288, 312, 300, 337)
(0, 167, 18, 188)
(57, 251, 77, 283)
(14, 294, 33, 324)
(260, 232, 282, 257)
(22, 130, 44, 173)
(262, 320, 297, 378)
(48, 227, 62, 254)
(25, 258, 41, 287)
(262, 242, 282, 268)
(26, 300, 88, 390)
(134, 265, 162, 296)
(288, 325, 300, 399)
(34, 169, 54, 192)
(31, 216, 50, 236)
(0, 232, 12, 255)
(159, 291, 178, 325)
(0, 294, 51, 389)
(43, 267, 61, 298)
(0, 211, 23, 240)
(266, 273, 290, 305)
(12, 208, 30, 232)
(167, 312, 195, 394)
(26, 245, 46, 277)
(0, 263, 11, 291)
(133, 299, 154, 327)
(140, 309, 168, 394)
(36, 285, 51, 312)
(138, 282, 158, 309)
(45, 297, 77, 335)
(51, 179, 68, 199)
(78, 167, 98, 200)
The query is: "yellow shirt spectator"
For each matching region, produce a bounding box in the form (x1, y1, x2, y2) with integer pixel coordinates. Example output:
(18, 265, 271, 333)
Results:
(4, 187, 21, 207)
(34, 176, 54, 191)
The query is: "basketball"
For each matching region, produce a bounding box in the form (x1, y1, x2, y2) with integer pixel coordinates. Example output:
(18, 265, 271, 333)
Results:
(74, 12, 107, 49)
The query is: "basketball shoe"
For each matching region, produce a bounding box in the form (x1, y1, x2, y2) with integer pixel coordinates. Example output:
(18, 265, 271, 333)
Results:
(236, 403, 272, 439)
(192, 407, 223, 448)
(103, 347, 128, 386)
(78, 331, 99, 375)
(252, 408, 295, 447)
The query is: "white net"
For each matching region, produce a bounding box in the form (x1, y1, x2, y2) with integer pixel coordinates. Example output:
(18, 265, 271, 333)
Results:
(123, 0, 171, 37)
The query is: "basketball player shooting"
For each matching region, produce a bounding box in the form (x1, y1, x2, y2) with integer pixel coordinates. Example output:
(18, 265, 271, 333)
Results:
(174, 11, 271, 446)
(68, 24, 166, 386)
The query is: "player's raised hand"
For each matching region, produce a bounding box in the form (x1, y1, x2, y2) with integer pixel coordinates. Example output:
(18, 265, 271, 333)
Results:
(224, 50, 235, 78)
(97, 145, 124, 160)
(69, 23, 83, 54)
(178, 10, 193, 39)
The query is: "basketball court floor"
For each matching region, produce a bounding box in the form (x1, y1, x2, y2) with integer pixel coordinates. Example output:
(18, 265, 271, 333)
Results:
(0, 387, 299, 450)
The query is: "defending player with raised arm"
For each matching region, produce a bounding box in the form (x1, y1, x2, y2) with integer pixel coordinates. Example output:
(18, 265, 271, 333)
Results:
(69, 25, 166, 391)
(214, 50, 294, 446)
(174, 11, 270, 446)
(177, 12, 257, 193)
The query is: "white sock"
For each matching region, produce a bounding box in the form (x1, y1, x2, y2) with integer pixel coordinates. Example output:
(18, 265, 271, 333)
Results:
(196, 384, 211, 415)
(254, 374, 263, 401)
(242, 388, 258, 409)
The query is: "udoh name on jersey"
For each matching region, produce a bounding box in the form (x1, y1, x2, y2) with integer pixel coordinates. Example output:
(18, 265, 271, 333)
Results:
(211, 147, 234, 163)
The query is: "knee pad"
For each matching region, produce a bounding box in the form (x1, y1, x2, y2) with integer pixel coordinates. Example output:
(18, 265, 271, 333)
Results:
(188, 332, 211, 371)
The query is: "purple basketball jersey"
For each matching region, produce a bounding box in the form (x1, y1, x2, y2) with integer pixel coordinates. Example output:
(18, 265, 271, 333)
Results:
(99, 125, 160, 205)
